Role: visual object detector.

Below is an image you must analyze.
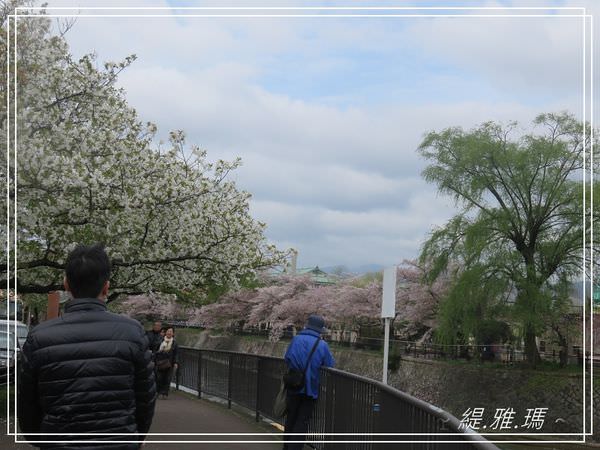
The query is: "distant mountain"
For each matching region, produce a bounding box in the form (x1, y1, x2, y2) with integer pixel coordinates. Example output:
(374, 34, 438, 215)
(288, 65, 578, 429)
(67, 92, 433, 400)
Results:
(321, 264, 385, 276)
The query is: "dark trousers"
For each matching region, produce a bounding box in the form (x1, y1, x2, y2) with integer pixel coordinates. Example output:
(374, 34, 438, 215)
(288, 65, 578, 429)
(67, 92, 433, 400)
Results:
(156, 368, 173, 395)
(283, 393, 316, 450)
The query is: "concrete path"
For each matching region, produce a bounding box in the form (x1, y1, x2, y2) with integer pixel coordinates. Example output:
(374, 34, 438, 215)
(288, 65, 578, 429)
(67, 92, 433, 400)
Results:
(144, 390, 283, 449)
(1, 390, 283, 449)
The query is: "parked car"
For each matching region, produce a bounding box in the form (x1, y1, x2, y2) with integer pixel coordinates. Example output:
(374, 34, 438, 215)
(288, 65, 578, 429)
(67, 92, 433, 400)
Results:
(0, 300, 23, 321)
(0, 331, 16, 383)
(0, 319, 29, 348)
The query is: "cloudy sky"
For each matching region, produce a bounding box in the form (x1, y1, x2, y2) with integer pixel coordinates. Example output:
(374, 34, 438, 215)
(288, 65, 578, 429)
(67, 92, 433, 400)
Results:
(41, 0, 597, 270)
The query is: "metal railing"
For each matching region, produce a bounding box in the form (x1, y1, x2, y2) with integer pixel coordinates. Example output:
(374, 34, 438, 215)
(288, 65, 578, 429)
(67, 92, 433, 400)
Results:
(226, 327, 588, 366)
(175, 346, 499, 449)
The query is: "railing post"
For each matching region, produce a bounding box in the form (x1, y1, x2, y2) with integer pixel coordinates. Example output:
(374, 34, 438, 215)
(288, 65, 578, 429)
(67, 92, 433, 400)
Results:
(255, 357, 261, 422)
(197, 349, 202, 399)
(175, 361, 180, 390)
(373, 389, 383, 450)
(228, 353, 233, 409)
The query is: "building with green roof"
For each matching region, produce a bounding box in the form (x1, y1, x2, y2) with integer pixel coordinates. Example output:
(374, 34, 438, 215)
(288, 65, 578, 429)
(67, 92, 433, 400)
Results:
(295, 266, 338, 285)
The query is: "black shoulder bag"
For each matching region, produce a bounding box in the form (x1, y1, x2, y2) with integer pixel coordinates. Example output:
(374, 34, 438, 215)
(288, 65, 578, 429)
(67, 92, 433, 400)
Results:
(283, 337, 321, 390)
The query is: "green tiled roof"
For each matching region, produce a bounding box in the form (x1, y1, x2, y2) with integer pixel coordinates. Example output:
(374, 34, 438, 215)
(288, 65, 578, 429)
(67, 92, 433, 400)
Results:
(294, 266, 337, 285)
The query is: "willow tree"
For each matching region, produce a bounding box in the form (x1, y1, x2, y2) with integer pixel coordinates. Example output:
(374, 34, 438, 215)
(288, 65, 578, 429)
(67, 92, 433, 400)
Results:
(418, 112, 597, 365)
(1, 5, 285, 302)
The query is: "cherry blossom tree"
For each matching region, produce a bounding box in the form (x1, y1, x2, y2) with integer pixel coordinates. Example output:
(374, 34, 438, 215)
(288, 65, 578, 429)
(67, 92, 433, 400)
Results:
(266, 284, 334, 338)
(117, 294, 181, 322)
(116, 292, 208, 326)
(196, 264, 449, 341)
(320, 281, 382, 336)
(246, 276, 312, 327)
(395, 260, 450, 340)
(191, 288, 258, 330)
(0, 4, 285, 302)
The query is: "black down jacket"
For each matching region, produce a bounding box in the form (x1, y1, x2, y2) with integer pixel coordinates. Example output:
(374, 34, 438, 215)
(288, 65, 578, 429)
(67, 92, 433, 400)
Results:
(18, 297, 156, 450)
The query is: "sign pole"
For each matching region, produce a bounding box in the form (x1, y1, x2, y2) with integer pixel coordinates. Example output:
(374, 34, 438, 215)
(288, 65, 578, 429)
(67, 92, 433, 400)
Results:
(383, 317, 390, 384)
(381, 266, 397, 385)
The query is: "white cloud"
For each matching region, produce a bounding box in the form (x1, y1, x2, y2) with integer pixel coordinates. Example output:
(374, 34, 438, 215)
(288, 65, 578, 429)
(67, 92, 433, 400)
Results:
(112, 62, 578, 265)
(251, 189, 456, 266)
(403, 8, 584, 96)
(55, 2, 589, 102)
(234, 154, 423, 211)
(39, 0, 591, 266)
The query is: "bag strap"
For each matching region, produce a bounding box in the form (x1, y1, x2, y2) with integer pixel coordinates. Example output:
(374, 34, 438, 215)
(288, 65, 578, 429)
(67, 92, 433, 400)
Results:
(302, 336, 321, 377)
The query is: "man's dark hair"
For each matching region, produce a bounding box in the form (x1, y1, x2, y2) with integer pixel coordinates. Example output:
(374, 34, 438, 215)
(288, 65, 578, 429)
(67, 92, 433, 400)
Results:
(65, 244, 111, 299)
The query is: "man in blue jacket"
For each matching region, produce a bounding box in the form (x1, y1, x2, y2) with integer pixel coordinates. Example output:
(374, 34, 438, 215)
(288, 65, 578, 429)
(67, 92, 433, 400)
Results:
(283, 315, 335, 450)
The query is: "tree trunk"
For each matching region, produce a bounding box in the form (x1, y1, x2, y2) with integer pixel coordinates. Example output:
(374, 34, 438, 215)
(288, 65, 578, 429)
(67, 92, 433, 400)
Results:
(524, 325, 541, 367)
(558, 347, 568, 368)
(558, 337, 569, 368)
(521, 261, 542, 367)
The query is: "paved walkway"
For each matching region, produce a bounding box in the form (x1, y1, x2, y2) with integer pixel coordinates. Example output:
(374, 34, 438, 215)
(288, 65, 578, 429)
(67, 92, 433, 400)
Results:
(1, 390, 283, 449)
(144, 391, 283, 449)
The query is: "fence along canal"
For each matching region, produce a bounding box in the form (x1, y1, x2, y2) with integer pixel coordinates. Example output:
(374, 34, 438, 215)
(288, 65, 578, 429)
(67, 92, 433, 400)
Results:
(174, 346, 500, 450)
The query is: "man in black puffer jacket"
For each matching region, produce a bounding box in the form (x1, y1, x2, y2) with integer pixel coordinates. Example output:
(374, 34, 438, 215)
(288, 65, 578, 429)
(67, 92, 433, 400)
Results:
(18, 244, 156, 449)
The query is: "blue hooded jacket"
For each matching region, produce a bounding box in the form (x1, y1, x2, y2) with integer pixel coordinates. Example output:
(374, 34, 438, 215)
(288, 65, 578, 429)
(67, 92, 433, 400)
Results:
(284, 329, 335, 399)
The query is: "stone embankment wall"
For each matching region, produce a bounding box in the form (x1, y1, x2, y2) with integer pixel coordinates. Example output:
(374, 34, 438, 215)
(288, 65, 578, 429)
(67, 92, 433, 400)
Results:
(177, 331, 599, 439)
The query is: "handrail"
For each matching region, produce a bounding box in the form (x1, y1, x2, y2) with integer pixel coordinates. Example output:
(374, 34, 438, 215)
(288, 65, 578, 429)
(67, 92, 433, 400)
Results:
(175, 346, 500, 450)
(324, 367, 499, 450)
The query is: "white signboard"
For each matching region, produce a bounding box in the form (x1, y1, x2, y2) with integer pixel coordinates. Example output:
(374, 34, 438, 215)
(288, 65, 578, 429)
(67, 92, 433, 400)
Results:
(381, 266, 397, 318)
